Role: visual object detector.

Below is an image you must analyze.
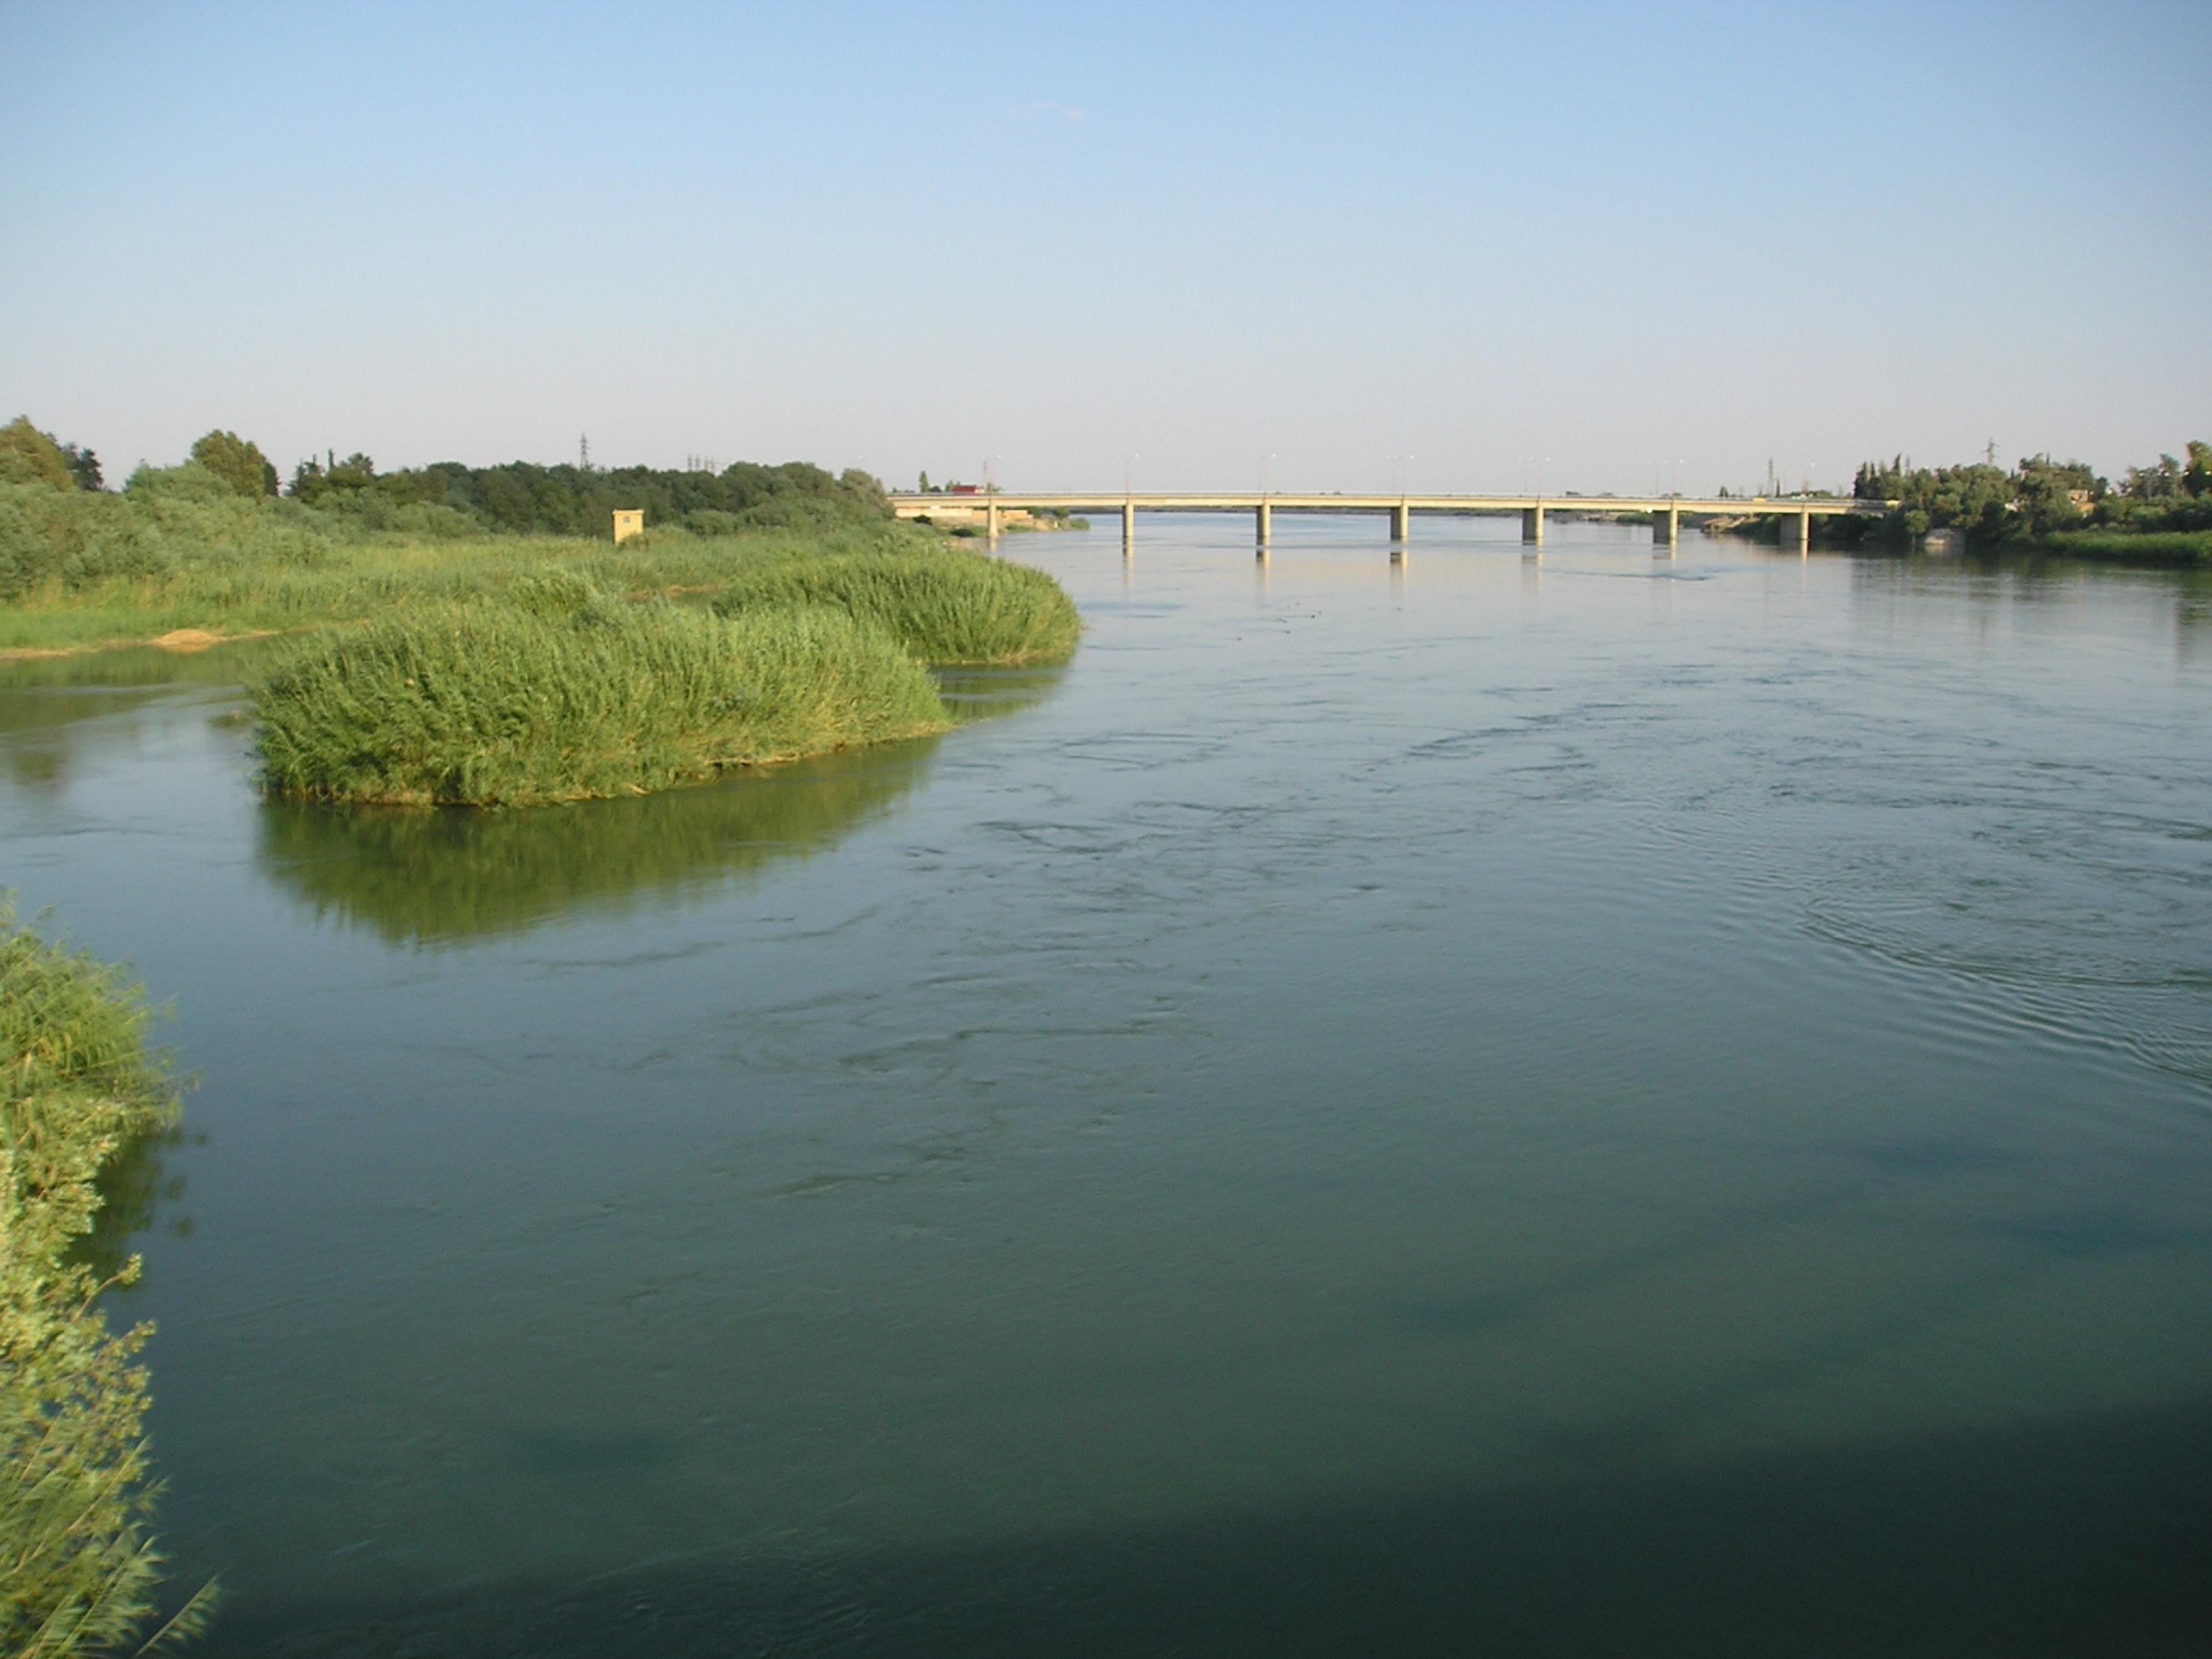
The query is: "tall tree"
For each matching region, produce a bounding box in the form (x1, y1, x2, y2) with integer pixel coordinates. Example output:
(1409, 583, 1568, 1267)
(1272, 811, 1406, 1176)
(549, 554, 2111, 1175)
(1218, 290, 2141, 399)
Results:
(60, 442, 103, 491)
(189, 429, 279, 499)
(0, 416, 76, 489)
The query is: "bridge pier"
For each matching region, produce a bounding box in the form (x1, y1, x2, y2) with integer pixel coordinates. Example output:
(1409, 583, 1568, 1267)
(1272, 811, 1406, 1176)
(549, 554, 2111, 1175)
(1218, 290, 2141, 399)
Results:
(1521, 505, 1544, 544)
(986, 499, 1000, 542)
(1256, 500, 1271, 548)
(1653, 505, 1678, 552)
(1782, 508, 1811, 556)
(1389, 503, 1410, 542)
(1121, 500, 1136, 548)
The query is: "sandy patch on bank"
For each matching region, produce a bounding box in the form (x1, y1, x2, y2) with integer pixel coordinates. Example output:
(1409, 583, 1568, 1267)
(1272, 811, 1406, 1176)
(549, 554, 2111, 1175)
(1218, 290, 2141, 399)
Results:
(153, 628, 225, 652)
(0, 627, 279, 663)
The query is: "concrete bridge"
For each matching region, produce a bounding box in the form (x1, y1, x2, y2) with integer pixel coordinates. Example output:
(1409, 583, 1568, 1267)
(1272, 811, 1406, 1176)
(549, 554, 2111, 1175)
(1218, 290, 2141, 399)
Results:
(889, 491, 1889, 555)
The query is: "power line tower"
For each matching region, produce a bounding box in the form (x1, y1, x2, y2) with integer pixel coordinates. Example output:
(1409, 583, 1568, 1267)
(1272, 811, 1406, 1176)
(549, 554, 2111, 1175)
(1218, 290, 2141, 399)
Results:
(579, 434, 591, 473)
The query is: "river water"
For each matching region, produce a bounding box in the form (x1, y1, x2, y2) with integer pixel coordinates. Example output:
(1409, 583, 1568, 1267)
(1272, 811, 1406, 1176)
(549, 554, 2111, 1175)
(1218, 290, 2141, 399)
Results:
(5, 518, 2209, 1655)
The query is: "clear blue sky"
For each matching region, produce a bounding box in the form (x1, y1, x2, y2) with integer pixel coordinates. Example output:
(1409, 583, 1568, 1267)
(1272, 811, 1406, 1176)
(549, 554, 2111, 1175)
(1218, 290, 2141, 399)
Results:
(4, 1, 2205, 495)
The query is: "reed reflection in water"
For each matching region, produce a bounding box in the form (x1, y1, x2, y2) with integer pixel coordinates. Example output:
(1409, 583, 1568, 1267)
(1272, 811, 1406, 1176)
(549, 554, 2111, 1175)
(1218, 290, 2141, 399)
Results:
(256, 737, 945, 946)
(254, 663, 1065, 945)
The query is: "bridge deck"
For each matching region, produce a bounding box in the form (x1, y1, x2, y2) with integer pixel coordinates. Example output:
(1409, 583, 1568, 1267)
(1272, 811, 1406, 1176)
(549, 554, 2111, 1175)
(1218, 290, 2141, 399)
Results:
(891, 493, 1882, 516)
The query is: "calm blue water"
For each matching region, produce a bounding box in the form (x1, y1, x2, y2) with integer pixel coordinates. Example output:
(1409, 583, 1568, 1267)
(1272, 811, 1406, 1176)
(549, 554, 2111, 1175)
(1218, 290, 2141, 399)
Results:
(5, 518, 2209, 1654)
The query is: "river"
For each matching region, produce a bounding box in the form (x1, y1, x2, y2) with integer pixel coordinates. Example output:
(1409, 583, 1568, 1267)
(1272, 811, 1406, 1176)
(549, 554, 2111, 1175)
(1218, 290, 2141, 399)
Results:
(5, 516, 2209, 1655)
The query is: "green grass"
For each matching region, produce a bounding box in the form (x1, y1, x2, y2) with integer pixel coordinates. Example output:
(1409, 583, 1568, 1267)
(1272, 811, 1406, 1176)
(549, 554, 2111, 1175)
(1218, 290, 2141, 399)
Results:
(2, 901, 214, 1656)
(709, 546, 1081, 665)
(252, 586, 950, 807)
(2045, 528, 2212, 564)
(0, 520, 945, 655)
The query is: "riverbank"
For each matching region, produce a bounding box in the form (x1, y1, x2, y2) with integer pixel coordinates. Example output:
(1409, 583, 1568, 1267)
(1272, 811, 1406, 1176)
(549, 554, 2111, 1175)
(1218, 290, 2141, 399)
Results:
(1, 903, 213, 1653)
(3, 473, 1082, 804)
(2043, 528, 2212, 565)
(1697, 516, 2212, 567)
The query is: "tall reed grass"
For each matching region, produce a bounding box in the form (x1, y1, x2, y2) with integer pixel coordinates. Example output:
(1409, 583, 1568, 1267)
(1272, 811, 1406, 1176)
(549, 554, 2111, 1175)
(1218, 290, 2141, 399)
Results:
(2, 902, 214, 1655)
(710, 547, 1080, 665)
(252, 584, 948, 807)
(2045, 528, 2212, 564)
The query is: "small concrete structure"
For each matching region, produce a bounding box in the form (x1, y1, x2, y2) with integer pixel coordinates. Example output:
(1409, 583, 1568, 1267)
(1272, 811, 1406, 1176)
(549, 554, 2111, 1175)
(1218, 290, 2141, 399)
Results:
(612, 509, 644, 544)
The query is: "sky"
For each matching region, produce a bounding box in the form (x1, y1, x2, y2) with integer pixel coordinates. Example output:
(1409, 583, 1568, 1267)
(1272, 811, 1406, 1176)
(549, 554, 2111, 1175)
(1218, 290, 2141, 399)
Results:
(3, 0, 2206, 496)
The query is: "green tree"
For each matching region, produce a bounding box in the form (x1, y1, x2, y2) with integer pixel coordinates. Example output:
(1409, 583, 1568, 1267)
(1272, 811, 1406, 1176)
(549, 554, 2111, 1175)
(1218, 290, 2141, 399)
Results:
(2185, 440, 2211, 499)
(188, 430, 279, 499)
(2015, 453, 2100, 538)
(60, 443, 103, 491)
(0, 416, 76, 490)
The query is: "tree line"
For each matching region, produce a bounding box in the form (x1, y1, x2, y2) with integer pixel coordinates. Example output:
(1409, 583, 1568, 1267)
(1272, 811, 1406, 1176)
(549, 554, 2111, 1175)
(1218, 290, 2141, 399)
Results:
(1, 417, 893, 536)
(1851, 441, 2211, 546)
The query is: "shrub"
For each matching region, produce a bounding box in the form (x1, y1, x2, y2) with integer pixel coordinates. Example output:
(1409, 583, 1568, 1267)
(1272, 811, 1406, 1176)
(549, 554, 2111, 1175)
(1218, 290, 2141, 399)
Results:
(710, 548, 1080, 665)
(252, 588, 950, 807)
(684, 509, 746, 537)
(0, 418, 76, 491)
(60, 519, 175, 590)
(0, 487, 62, 599)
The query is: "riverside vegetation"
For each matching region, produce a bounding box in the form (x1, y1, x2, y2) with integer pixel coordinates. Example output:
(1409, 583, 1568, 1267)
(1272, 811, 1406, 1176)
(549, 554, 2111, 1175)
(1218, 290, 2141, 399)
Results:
(1826, 439, 2212, 560)
(1, 903, 214, 1656)
(0, 418, 1080, 807)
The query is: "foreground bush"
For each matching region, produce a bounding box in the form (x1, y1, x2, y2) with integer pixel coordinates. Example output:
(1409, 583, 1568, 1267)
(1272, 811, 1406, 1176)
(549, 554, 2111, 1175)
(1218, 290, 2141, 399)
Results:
(252, 588, 949, 807)
(1, 903, 213, 1655)
(711, 547, 1080, 665)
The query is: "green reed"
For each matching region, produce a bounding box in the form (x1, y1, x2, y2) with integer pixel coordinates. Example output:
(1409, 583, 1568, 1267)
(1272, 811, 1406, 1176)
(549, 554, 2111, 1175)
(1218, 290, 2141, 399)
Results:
(709, 546, 1081, 665)
(1, 902, 214, 1656)
(251, 586, 949, 807)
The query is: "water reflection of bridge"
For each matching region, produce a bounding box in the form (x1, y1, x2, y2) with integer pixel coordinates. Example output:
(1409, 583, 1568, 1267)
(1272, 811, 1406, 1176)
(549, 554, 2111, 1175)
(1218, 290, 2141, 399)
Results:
(890, 491, 1890, 555)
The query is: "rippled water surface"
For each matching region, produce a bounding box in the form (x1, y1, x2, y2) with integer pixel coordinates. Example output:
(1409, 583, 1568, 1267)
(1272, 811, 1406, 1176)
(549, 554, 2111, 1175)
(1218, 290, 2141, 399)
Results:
(5, 519, 2210, 1655)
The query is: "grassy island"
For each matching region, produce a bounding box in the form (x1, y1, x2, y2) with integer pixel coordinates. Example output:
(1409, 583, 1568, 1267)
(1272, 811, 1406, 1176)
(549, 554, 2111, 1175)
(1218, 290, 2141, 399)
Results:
(254, 585, 950, 807)
(1, 904, 212, 1655)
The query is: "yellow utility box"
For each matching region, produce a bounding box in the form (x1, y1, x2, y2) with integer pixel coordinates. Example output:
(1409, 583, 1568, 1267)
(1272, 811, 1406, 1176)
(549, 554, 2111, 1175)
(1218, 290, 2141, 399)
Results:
(612, 509, 644, 544)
